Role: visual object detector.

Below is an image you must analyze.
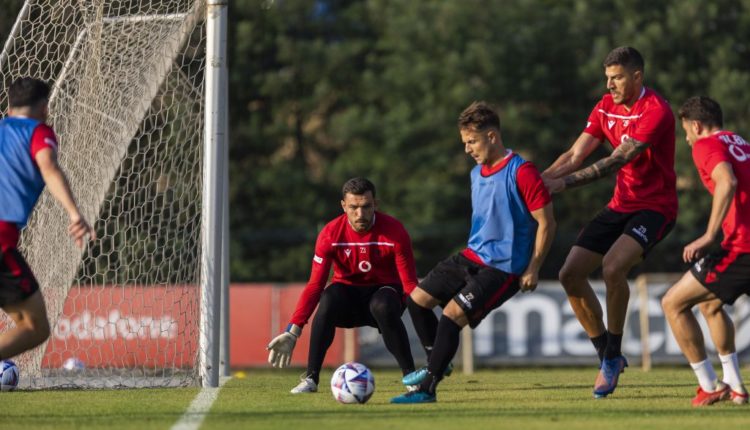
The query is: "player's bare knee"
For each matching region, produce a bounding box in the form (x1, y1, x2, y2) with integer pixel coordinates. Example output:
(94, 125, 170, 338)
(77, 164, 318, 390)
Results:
(698, 299, 722, 317)
(559, 265, 585, 292)
(661, 291, 682, 317)
(601, 263, 628, 286)
(442, 302, 468, 326)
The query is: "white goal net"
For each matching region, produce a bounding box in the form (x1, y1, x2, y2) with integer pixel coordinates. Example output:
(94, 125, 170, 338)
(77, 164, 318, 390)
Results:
(0, 0, 207, 388)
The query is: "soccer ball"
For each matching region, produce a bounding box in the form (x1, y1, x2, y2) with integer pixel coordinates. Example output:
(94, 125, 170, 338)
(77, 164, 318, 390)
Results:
(0, 360, 19, 392)
(330, 362, 375, 404)
(62, 357, 86, 372)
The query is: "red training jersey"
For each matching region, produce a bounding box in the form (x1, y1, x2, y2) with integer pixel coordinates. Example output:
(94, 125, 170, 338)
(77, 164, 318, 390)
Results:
(583, 87, 678, 220)
(692, 131, 750, 253)
(289, 211, 419, 327)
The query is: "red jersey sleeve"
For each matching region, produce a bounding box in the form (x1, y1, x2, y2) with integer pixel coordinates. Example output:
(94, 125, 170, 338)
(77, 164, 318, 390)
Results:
(30, 124, 59, 159)
(289, 228, 334, 327)
(516, 162, 551, 212)
(584, 101, 605, 140)
(693, 139, 730, 183)
(629, 104, 673, 146)
(392, 224, 418, 295)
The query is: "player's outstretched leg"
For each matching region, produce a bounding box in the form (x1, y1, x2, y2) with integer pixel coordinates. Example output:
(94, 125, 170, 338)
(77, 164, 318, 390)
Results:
(392, 306, 465, 404)
(0, 290, 50, 360)
(402, 291, 453, 386)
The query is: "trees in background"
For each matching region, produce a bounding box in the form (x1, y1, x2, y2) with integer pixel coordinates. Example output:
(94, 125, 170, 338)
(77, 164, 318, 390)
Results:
(4, 0, 750, 280)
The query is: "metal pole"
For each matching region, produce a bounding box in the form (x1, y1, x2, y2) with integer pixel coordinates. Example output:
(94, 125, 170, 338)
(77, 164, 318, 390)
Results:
(200, 0, 227, 388)
(220, 75, 231, 377)
(637, 274, 651, 372)
(461, 326, 474, 375)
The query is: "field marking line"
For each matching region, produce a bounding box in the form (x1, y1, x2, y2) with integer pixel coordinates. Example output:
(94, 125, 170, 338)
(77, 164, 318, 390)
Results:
(171, 376, 231, 430)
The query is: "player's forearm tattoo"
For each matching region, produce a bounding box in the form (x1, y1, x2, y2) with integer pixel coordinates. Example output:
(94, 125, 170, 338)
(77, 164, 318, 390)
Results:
(563, 137, 649, 189)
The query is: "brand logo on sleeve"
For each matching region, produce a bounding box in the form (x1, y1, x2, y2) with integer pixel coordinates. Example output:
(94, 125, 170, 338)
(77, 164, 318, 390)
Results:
(313, 255, 323, 264)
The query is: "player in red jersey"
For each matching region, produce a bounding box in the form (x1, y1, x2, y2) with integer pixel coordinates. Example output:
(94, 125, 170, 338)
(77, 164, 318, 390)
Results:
(0, 78, 96, 361)
(267, 177, 417, 393)
(662, 96, 748, 406)
(542, 47, 677, 398)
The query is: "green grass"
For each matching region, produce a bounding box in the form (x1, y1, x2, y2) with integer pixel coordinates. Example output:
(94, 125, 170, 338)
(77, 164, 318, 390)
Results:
(207, 368, 749, 430)
(2, 368, 749, 429)
(1, 386, 199, 429)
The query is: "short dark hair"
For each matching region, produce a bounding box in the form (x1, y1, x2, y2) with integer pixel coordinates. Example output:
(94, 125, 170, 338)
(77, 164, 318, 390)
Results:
(342, 177, 376, 198)
(678, 96, 723, 128)
(458, 101, 500, 131)
(603, 46, 644, 73)
(8, 77, 50, 108)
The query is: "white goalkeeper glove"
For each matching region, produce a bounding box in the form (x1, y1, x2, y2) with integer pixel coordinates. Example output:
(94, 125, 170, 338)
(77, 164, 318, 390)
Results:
(267, 323, 302, 368)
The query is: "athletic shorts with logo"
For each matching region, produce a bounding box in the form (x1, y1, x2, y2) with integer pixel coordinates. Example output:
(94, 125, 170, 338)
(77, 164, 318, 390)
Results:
(576, 208, 674, 255)
(691, 250, 750, 305)
(418, 253, 519, 328)
(319, 283, 405, 329)
(0, 247, 40, 308)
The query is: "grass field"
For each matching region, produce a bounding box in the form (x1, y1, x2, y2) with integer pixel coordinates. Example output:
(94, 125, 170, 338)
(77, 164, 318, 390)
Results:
(2, 368, 748, 429)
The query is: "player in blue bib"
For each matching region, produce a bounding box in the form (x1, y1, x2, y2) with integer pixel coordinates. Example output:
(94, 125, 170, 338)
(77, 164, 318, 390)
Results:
(0, 77, 95, 361)
(391, 101, 556, 403)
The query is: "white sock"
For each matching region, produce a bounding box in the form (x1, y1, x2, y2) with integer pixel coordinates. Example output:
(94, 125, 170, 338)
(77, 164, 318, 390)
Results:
(690, 359, 718, 392)
(719, 352, 745, 392)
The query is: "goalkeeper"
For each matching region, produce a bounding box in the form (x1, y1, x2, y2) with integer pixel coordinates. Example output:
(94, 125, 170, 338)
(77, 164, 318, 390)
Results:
(0, 77, 95, 361)
(267, 177, 417, 393)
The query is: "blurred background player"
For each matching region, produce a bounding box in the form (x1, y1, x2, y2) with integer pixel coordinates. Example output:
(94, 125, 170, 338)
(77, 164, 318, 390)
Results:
(391, 101, 556, 403)
(662, 96, 749, 407)
(266, 177, 417, 393)
(541, 46, 677, 398)
(0, 77, 95, 360)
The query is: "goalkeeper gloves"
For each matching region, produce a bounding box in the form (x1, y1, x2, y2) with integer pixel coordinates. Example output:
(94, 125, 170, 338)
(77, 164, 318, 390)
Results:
(267, 323, 302, 368)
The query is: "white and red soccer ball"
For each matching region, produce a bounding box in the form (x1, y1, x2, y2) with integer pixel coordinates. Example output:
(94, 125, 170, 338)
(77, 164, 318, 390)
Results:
(0, 360, 19, 392)
(330, 362, 375, 404)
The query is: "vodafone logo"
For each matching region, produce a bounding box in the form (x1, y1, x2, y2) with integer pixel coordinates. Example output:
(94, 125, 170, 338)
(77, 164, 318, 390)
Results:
(358, 260, 372, 272)
(53, 310, 178, 341)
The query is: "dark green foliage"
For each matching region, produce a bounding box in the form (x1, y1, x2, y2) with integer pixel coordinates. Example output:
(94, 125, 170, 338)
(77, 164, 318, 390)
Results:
(4, 0, 750, 281)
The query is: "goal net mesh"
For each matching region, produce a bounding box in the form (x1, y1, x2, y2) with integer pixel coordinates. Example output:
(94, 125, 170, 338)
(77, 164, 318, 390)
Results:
(0, 0, 206, 388)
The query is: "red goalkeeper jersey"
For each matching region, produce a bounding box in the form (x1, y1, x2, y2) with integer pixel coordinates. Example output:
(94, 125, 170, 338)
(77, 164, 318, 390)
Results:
(289, 211, 419, 327)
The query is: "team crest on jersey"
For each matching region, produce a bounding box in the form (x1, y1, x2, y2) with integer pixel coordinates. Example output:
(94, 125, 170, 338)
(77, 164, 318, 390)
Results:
(623, 119, 630, 127)
(608, 120, 615, 129)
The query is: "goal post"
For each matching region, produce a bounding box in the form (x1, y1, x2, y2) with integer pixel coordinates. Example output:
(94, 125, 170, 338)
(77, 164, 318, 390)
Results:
(0, 0, 228, 389)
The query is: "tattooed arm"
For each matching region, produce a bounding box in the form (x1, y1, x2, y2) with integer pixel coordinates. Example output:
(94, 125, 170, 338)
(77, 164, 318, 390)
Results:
(551, 137, 650, 192)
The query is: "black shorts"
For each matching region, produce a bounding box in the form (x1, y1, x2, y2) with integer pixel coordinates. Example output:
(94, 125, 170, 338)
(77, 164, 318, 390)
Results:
(691, 250, 750, 305)
(319, 283, 404, 329)
(419, 254, 519, 329)
(0, 247, 40, 308)
(576, 208, 674, 256)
